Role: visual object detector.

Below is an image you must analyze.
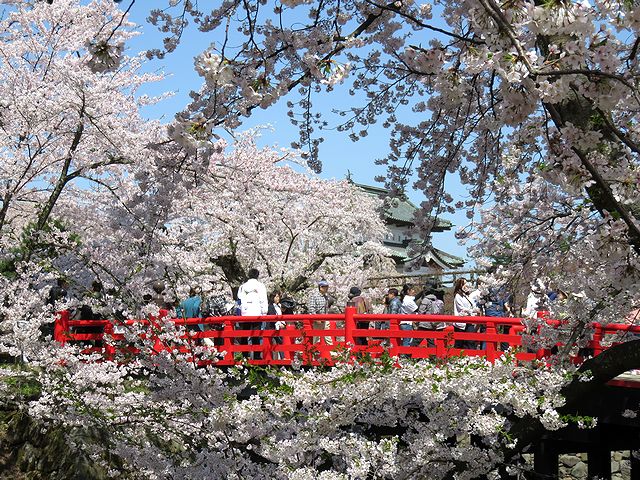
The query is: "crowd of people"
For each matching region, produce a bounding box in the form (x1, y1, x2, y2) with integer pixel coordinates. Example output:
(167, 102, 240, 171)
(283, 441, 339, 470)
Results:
(49, 267, 570, 353)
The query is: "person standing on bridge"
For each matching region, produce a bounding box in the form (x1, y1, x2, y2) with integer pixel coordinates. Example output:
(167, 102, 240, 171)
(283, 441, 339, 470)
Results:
(415, 287, 445, 347)
(308, 279, 335, 345)
(263, 290, 285, 359)
(375, 288, 401, 346)
(237, 268, 268, 359)
(175, 286, 203, 345)
(523, 279, 549, 318)
(400, 284, 418, 348)
(380, 288, 402, 331)
(151, 281, 173, 312)
(453, 278, 481, 349)
(176, 286, 202, 319)
(347, 286, 372, 345)
(481, 270, 513, 350)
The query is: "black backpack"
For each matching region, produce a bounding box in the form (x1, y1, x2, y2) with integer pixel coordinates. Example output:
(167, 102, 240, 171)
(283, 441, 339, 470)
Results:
(202, 295, 231, 317)
(280, 297, 297, 314)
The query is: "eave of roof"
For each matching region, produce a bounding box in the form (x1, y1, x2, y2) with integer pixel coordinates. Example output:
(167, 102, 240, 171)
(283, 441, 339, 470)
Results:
(383, 243, 465, 269)
(431, 247, 465, 267)
(355, 183, 453, 230)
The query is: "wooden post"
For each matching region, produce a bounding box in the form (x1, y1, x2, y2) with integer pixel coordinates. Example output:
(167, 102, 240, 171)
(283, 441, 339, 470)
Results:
(223, 318, 234, 363)
(587, 446, 612, 480)
(388, 317, 400, 357)
(148, 312, 164, 355)
(534, 315, 551, 360)
(344, 307, 356, 345)
(103, 322, 116, 360)
(534, 440, 558, 478)
(53, 310, 70, 345)
(438, 325, 454, 358)
(631, 450, 640, 480)
(282, 323, 293, 362)
(303, 318, 314, 364)
(592, 322, 604, 356)
(263, 327, 272, 362)
(485, 321, 497, 362)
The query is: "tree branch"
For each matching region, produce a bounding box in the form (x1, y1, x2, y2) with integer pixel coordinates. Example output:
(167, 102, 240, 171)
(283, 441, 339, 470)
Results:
(504, 339, 640, 466)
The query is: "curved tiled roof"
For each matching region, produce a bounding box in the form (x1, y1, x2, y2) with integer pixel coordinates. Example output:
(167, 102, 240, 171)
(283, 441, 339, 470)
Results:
(385, 244, 464, 269)
(354, 182, 463, 269)
(356, 183, 453, 231)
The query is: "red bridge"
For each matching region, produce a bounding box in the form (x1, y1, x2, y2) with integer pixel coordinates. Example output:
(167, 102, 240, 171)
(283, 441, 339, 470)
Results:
(53, 306, 640, 368)
(52, 307, 640, 479)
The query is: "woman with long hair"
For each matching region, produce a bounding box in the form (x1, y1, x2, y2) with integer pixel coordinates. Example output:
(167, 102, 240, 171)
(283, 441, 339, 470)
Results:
(453, 278, 479, 349)
(263, 290, 284, 359)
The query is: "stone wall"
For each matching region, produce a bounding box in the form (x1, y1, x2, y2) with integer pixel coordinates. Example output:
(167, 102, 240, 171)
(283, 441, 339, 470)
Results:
(558, 451, 631, 480)
(0, 404, 112, 480)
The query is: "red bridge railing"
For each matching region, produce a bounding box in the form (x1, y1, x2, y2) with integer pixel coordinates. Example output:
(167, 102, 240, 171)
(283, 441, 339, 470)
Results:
(53, 307, 640, 367)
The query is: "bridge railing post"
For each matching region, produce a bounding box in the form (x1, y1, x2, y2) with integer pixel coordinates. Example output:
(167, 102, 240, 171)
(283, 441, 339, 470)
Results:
(263, 327, 273, 363)
(535, 317, 551, 360)
(344, 307, 355, 346)
(437, 325, 454, 358)
(53, 310, 70, 345)
(223, 318, 234, 363)
(282, 322, 293, 362)
(485, 320, 497, 362)
(303, 317, 314, 364)
(592, 322, 603, 356)
(388, 317, 400, 357)
(148, 309, 170, 355)
(103, 322, 116, 360)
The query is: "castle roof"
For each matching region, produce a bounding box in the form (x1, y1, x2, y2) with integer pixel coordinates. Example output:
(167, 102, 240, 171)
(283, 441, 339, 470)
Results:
(356, 183, 452, 231)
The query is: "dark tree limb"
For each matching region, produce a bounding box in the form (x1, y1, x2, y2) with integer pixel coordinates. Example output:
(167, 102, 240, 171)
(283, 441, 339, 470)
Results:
(286, 252, 341, 293)
(501, 339, 640, 469)
(543, 101, 640, 256)
(210, 251, 246, 298)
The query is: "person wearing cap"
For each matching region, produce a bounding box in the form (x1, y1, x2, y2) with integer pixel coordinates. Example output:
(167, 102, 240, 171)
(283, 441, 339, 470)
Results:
(347, 286, 372, 345)
(308, 279, 334, 344)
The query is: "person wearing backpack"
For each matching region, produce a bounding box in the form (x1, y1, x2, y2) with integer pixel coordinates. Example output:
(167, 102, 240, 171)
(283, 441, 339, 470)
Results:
(200, 286, 233, 346)
(414, 288, 445, 347)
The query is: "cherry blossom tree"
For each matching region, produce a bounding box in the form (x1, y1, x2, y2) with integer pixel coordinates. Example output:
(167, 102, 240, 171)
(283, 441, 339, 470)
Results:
(0, 0, 393, 310)
(157, 131, 392, 297)
(1, 1, 640, 479)
(0, 0, 394, 340)
(0, 0, 165, 275)
(144, 0, 639, 348)
(0, 0, 189, 360)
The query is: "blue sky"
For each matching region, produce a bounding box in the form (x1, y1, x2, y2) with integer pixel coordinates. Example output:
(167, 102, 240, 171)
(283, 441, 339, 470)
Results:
(123, 4, 473, 263)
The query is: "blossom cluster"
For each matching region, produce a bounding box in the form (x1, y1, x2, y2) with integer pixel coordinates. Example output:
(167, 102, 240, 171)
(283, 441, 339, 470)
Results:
(0, 1, 638, 478)
(140, 0, 640, 348)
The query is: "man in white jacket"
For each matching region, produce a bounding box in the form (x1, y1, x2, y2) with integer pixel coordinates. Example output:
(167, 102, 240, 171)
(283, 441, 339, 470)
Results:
(238, 268, 268, 316)
(237, 268, 268, 359)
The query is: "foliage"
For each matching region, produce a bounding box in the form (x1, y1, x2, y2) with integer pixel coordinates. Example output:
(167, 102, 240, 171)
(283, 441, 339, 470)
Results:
(158, 131, 393, 296)
(28, 347, 573, 479)
(146, 0, 640, 351)
(0, 0, 638, 478)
